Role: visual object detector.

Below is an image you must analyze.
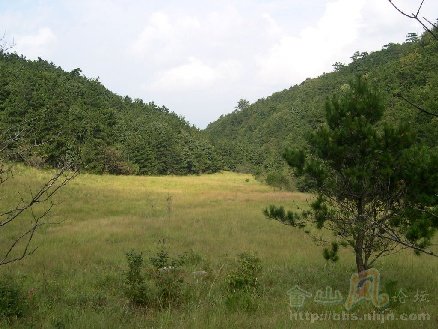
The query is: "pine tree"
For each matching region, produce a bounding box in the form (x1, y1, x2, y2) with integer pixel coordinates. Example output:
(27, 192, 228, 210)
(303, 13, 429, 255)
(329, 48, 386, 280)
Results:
(265, 76, 438, 273)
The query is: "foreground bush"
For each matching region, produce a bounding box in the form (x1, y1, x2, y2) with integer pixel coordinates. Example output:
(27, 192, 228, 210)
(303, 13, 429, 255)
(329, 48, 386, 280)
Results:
(124, 248, 204, 309)
(0, 277, 27, 320)
(225, 253, 262, 312)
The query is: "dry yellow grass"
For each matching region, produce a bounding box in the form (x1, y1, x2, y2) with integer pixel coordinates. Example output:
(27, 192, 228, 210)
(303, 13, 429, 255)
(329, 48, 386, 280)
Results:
(0, 166, 436, 328)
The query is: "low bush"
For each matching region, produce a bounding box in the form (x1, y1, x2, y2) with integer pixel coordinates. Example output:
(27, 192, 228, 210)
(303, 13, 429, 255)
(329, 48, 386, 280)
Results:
(124, 250, 154, 306)
(0, 276, 27, 320)
(225, 253, 262, 312)
(265, 171, 294, 191)
(124, 248, 204, 309)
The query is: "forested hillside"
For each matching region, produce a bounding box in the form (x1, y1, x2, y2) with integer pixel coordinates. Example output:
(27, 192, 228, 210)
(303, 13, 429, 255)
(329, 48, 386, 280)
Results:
(2, 30, 437, 179)
(0, 52, 221, 175)
(205, 31, 438, 181)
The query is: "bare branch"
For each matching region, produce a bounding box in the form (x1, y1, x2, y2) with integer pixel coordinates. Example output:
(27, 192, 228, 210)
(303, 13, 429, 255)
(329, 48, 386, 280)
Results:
(394, 92, 438, 118)
(0, 165, 77, 227)
(388, 0, 438, 40)
(376, 230, 438, 258)
(0, 164, 78, 266)
(0, 33, 15, 53)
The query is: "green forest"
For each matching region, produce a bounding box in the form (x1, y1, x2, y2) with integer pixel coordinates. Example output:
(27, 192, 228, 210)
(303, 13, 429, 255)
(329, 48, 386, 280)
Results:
(1, 30, 437, 182)
(1, 6, 438, 328)
(0, 52, 221, 175)
(204, 30, 438, 187)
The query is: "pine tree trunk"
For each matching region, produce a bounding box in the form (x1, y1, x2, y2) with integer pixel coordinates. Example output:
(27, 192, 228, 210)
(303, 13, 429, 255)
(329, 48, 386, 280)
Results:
(355, 197, 367, 273)
(355, 237, 366, 273)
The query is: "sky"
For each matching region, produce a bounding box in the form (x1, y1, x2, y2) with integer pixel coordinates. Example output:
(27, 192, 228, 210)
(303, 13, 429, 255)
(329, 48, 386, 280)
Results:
(1, 0, 437, 128)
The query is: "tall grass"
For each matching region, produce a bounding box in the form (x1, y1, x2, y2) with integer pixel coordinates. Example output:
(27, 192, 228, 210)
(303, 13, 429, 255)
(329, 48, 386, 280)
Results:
(0, 166, 436, 328)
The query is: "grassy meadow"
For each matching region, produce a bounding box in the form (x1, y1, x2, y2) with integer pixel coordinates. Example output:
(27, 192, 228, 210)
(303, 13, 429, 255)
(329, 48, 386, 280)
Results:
(0, 166, 437, 328)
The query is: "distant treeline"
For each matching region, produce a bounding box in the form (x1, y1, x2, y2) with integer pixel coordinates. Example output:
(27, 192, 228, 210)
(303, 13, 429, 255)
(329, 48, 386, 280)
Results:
(0, 52, 221, 175)
(204, 30, 438, 185)
(1, 29, 437, 179)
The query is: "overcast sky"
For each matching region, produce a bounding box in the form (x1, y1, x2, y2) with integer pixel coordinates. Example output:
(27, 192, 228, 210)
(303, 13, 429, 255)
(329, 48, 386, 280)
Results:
(1, 0, 437, 128)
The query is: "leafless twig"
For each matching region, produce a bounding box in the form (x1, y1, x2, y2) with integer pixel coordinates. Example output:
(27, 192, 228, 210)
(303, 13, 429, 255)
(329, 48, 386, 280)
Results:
(0, 163, 78, 266)
(388, 0, 438, 40)
(0, 119, 78, 266)
(0, 33, 15, 53)
(394, 92, 438, 118)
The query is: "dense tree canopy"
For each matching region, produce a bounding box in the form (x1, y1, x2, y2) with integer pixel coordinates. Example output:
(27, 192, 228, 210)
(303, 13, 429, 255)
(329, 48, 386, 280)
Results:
(205, 29, 438, 181)
(0, 51, 222, 175)
(265, 76, 438, 273)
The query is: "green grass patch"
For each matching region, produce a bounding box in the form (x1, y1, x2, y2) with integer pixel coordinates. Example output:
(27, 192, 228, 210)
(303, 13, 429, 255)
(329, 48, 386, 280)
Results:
(0, 166, 436, 328)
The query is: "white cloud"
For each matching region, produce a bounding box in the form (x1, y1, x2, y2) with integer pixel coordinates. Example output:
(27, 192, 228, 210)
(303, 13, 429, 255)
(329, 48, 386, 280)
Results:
(128, 12, 201, 63)
(2, 0, 438, 127)
(261, 13, 283, 38)
(15, 27, 57, 59)
(148, 57, 242, 91)
(129, 13, 173, 57)
(360, 0, 422, 42)
(256, 0, 365, 85)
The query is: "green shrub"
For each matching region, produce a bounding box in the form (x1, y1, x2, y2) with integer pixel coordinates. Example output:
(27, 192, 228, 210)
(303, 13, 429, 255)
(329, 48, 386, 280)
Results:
(226, 253, 262, 294)
(0, 277, 27, 320)
(265, 171, 294, 191)
(150, 268, 186, 309)
(124, 250, 153, 306)
(149, 249, 172, 269)
(149, 248, 202, 269)
(225, 253, 262, 312)
(125, 248, 198, 309)
(148, 248, 189, 308)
